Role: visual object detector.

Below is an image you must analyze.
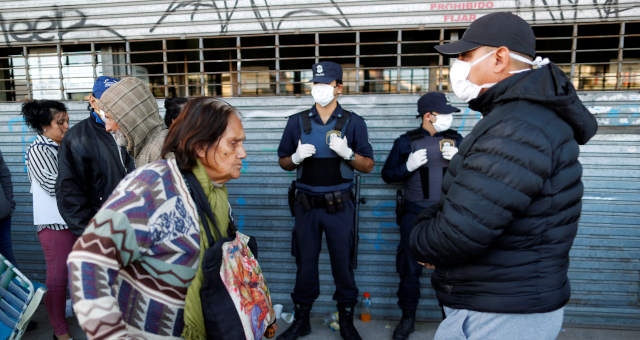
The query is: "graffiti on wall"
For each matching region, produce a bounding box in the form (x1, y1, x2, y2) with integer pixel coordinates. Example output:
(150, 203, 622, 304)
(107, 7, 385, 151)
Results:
(0, 0, 639, 46)
(150, 0, 351, 34)
(516, 0, 640, 22)
(0, 6, 125, 47)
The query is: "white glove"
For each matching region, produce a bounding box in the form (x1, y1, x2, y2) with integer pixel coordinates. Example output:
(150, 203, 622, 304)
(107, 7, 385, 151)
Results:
(406, 149, 427, 172)
(442, 146, 458, 160)
(291, 140, 316, 165)
(329, 134, 354, 160)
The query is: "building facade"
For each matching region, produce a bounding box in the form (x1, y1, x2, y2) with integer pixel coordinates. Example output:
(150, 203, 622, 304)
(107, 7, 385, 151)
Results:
(0, 0, 639, 328)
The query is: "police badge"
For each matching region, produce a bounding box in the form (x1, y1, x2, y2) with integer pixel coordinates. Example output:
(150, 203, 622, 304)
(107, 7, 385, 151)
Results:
(439, 138, 455, 152)
(326, 130, 342, 145)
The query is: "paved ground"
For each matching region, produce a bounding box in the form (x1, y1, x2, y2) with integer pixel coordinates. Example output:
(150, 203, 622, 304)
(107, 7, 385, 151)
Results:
(24, 303, 640, 339)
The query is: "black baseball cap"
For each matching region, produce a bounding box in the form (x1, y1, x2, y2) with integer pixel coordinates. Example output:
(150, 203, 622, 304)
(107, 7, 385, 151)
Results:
(417, 92, 459, 116)
(435, 12, 536, 58)
(311, 61, 342, 83)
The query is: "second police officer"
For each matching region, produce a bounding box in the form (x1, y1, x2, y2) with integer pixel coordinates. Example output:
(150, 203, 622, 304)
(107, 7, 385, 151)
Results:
(381, 92, 463, 340)
(277, 61, 374, 340)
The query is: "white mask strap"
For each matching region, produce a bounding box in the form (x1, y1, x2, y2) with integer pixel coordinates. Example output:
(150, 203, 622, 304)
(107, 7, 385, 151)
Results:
(470, 50, 496, 66)
(509, 53, 551, 74)
(465, 51, 498, 86)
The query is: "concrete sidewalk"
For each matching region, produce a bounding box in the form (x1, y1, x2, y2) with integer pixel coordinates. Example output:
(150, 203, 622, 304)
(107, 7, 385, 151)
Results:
(24, 303, 640, 339)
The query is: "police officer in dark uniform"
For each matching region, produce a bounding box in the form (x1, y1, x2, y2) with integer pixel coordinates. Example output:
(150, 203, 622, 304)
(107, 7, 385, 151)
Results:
(277, 61, 374, 340)
(381, 92, 463, 340)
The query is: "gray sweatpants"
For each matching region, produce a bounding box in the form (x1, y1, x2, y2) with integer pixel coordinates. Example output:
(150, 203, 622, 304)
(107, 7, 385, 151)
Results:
(434, 306, 564, 340)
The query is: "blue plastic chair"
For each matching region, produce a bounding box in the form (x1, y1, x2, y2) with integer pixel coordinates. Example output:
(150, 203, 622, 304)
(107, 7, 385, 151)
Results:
(0, 254, 46, 340)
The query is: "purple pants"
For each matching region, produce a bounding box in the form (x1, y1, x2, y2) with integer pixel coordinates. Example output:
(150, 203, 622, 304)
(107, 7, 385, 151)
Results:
(38, 228, 76, 336)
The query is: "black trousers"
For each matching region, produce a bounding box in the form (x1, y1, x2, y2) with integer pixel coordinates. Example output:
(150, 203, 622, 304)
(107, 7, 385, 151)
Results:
(396, 210, 423, 311)
(290, 198, 358, 306)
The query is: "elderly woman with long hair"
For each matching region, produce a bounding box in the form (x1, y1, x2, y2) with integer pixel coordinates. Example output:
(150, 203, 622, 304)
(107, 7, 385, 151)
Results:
(67, 97, 247, 340)
(21, 100, 71, 340)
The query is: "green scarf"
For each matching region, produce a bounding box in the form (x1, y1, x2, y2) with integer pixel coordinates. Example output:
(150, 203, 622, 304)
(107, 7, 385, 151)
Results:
(182, 160, 230, 340)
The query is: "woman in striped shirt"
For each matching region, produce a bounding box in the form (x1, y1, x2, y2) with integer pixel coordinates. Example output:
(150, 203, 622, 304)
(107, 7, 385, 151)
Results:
(22, 100, 72, 340)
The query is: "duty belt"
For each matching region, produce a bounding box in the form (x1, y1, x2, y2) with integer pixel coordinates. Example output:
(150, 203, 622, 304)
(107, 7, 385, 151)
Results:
(296, 190, 353, 213)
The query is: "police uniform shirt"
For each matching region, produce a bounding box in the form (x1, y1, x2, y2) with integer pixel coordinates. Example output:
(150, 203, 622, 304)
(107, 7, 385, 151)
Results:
(278, 104, 373, 192)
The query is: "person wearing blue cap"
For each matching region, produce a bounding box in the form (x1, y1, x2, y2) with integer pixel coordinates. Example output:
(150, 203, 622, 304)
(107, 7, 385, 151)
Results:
(410, 12, 597, 340)
(55, 76, 135, 236)
(277, 61, 374, 340)
(381, 92, 462, 340)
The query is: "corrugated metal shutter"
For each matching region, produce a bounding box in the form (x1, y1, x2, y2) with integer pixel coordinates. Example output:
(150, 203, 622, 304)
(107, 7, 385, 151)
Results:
(0, 91, 638, 328)
(2, 1, 640, 46)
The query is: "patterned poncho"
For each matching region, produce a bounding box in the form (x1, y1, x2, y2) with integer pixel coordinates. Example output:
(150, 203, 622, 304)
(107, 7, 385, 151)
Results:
(67, 158, 204, 339)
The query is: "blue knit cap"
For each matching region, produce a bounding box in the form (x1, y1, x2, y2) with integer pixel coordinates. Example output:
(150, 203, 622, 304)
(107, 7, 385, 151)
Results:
(92, 76, 120, 99)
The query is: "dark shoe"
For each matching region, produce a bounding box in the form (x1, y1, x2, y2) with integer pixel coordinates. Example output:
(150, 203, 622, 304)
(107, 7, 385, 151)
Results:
(392, 309, 416, 340)
(277, 304, 312, 340)
(337, 303, 362, 340)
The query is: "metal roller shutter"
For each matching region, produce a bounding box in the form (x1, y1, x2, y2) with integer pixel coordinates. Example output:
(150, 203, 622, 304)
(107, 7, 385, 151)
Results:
(0, 91, 638, 327)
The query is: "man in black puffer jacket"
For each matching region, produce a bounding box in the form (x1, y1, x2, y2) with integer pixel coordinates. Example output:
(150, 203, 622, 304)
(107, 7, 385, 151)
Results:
(410, 12, 597, 340)
(56, 76, 136, 236)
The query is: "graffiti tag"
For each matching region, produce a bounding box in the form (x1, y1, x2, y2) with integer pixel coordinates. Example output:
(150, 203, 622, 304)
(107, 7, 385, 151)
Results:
(150, 0, 351, 34)
(0, 6, 124, 46)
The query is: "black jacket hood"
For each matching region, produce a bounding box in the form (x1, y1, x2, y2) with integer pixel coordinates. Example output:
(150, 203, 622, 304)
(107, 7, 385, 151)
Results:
(469, 63, 598, 145)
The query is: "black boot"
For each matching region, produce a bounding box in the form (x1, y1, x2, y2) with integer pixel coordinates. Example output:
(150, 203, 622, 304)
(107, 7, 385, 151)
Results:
(277, 304, 312, 340)
(392, 309, 416, 340)
(337, 303, 362, 340)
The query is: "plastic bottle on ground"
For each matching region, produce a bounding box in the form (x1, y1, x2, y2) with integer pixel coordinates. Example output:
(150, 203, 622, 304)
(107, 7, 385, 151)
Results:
(360, 292, 372, 322)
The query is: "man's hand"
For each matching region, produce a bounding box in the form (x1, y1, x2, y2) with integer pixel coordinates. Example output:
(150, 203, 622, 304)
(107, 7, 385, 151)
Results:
(329, 134, 354, 160)
(442, 146, 458, 160)
(406, 149, 428, 172)
(291, 140, 316, 165)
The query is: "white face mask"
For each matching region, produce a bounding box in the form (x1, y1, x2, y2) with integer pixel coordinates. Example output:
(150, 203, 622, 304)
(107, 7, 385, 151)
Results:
(98, 109, 107, 121)
(432, 114, 453, 132)
(311, 84, 336, 107)
(449, 50, 497, 103)
(449, 50, 551, 102)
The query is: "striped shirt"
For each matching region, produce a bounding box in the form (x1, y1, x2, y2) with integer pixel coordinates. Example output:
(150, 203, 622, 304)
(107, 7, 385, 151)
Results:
(25, 134, 67, 232)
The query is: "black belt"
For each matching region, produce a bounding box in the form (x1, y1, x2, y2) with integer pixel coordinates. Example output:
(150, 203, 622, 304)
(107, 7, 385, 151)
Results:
(296, 190, 353, 212)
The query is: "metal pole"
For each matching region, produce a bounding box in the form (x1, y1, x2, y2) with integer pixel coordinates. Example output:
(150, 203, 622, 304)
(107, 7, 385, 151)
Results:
(275, 34, 280, 95)
(355, 31, 360, 91)
(184, 55, 189, 97)
(315, 33, 319, 64)
(438, 28, 444, 92)
(236, 36, 242, 96)
(22, 46, 32, 100)
(91, 42, 97, 80)
(397, 30, 402, 93)
(199, 37, 205, 96)
(162, 40, 169, 97)
(570, 24, 577, 84)
(616, 22, 625, 90)
(57, 43, 64, 100)
(125, 41, 132, 76)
